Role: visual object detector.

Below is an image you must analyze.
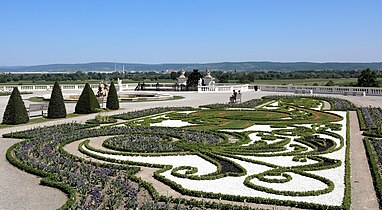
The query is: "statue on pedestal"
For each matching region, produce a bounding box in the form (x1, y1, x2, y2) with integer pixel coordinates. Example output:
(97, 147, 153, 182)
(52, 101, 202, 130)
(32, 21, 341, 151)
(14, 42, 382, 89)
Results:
(203, 69, 214, 86)
(176, 69, 188, 90)
(97, 81, 109, 98)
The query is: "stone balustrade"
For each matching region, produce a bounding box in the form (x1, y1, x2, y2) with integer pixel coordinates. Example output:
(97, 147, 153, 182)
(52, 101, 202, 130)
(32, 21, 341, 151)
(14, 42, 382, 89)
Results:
(256, 84, 382, 96)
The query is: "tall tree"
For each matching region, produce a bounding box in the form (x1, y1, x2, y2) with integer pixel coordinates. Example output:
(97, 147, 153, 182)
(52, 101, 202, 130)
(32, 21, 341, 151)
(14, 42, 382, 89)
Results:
(2, 87, 29, 124)
(75, 83, 100, 114)
(357, 68, 378, 87)
(47, 81, 66, 118)
(186, 69, 203, 90)
(106, 81, 119, 110)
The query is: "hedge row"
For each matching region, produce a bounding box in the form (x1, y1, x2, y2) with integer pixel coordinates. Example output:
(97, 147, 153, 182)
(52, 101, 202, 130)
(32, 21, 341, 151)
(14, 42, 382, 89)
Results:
(363, 137, 382, 208)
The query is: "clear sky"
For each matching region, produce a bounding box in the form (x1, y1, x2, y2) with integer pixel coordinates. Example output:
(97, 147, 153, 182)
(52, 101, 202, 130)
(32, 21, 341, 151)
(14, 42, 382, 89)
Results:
(1, 0, 381, 66)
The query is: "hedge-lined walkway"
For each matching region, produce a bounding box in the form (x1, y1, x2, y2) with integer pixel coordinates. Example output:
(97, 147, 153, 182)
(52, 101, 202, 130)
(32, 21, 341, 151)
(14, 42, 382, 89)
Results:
(350, 111, 379, 209)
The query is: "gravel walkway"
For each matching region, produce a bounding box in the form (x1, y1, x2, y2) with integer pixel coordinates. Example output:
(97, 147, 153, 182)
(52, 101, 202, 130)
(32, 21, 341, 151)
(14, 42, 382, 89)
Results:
(0, 138, 67, 210)
(322, 100, 331, 110)
(349, 111, 379, 210)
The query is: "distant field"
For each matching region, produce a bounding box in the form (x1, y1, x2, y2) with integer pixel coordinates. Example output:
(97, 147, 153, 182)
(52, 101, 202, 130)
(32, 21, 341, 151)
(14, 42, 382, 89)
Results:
(1, 78, 382, 87)
(254, 78, 359, 86)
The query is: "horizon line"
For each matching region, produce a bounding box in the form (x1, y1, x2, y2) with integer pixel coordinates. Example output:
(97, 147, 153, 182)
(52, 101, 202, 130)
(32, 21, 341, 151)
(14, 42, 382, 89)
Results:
(2, 60, 382, 67)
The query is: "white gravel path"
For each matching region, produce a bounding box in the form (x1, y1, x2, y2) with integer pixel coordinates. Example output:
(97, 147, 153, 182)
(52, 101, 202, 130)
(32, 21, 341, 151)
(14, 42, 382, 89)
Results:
(82, 146, 217, 175)
(150, 119, 196, 127)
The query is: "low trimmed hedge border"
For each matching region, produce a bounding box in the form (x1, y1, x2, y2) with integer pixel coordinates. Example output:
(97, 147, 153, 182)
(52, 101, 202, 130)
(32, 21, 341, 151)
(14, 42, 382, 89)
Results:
(363, 137, 382, 208)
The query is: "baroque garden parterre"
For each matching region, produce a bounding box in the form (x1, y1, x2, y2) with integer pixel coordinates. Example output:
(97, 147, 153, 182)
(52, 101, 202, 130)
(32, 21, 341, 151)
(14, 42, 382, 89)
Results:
(5, 96, 356, 209)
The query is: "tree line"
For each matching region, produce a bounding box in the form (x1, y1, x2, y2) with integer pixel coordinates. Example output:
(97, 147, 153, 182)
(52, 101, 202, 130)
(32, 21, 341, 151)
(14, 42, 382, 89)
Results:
(1, 69, 380, 86)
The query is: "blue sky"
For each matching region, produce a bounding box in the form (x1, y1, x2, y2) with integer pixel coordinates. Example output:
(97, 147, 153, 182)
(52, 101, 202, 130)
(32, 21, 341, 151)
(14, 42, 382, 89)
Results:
(0, 0, 381, 66)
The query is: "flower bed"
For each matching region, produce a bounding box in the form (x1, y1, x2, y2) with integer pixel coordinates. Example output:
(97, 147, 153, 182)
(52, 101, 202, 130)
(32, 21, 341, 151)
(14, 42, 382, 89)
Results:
(363, 137, 382, 207)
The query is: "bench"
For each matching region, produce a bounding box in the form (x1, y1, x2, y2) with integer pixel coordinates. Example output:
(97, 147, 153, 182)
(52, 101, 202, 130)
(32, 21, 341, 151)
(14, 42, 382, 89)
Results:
(27, 103, 48, 117)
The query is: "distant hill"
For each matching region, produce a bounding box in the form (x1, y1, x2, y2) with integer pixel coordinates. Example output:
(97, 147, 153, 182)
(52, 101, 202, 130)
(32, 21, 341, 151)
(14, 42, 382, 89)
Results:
(1, 61, 382, 73)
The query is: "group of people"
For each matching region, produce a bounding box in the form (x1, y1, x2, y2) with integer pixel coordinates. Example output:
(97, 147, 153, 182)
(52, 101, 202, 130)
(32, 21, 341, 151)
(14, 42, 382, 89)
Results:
(229, 90, 241, 103)
(135, 82, 146, 91)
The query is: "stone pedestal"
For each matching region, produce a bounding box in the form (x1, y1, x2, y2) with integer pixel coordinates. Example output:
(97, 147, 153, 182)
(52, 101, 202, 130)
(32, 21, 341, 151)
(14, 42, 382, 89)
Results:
(203, 69, 214, 86)
(176, 69, 188, 85)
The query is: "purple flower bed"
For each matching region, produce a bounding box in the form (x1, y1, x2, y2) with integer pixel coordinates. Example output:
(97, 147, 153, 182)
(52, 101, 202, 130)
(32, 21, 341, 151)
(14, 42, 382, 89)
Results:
(361, 107, 377, 128)
(373, 139, 382, 164)
(6, 124, 141, 209)
(4, 123, 225, 209)
(103, 134, 183, 152)
(113, 107, 194, 120)
(201, 98, 265, 109)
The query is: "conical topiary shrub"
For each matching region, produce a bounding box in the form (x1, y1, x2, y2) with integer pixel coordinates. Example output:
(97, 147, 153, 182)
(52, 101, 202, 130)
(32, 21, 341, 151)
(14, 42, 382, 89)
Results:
(2, 87, 29, 124)
(106, 81, 119, 110)
(47, 81, 66, 118)
(75, 83, 100, 114)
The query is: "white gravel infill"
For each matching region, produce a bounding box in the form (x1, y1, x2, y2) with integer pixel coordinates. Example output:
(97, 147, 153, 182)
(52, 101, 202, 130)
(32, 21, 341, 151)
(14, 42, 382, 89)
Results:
(239, 155, 318, 167)
(222, 124, 294, 132)
(241, 133, 263, 146)
(112, 124, 126, 127)
(150, 120, 195, 127)
(280, 117, 292, 120)
(269, 101, 279, 107)
(227, 108, 257, 111)
(82, 146, 217, 175)
(151, 115, 169, 119)
(249, 172, 328, 192)
(177, 111, 197, 114)
(263, 106, 279, 110)
(161, 154, 345, 206)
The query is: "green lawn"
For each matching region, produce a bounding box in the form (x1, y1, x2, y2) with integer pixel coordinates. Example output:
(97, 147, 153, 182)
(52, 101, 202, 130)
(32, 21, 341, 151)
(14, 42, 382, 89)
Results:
(254, 78, 356, 86)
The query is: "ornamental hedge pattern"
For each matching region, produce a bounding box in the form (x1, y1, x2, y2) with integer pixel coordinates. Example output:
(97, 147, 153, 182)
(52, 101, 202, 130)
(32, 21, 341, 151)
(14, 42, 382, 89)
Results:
(4, 96, 352, 209)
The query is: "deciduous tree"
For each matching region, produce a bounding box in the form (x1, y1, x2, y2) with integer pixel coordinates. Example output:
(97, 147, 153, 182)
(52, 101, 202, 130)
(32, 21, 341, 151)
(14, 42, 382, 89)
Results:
(357, 68, 378, 87)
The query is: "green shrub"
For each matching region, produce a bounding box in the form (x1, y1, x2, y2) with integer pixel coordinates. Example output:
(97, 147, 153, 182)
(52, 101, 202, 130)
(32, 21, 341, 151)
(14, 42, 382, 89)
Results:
(106, 81, 119, 110)
(47, 81, 66, 118)
(2, 87, 29, 124)
(75, 83, 100, 114)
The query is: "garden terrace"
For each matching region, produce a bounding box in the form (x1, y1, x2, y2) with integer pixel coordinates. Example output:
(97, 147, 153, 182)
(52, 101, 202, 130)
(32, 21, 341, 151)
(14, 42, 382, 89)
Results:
(4, 96, 352, 209)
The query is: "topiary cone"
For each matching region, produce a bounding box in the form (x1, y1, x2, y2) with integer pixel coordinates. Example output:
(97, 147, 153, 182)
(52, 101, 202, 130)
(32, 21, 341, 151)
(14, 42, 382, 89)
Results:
(106, 81, 119, 110)
(75, 83, 100, 114)
(47, 81, 67, 118)
(2, 87, 29, 124)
